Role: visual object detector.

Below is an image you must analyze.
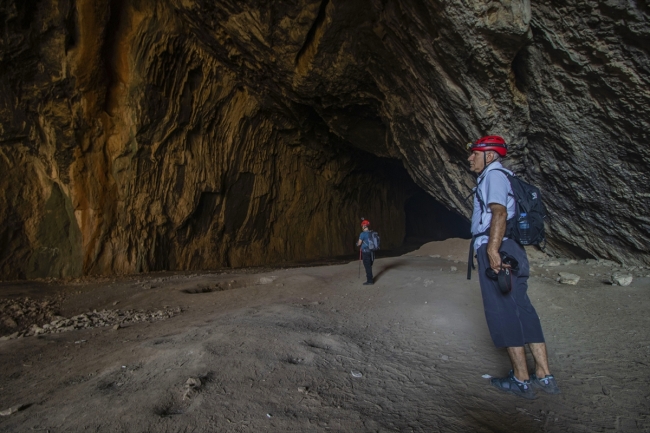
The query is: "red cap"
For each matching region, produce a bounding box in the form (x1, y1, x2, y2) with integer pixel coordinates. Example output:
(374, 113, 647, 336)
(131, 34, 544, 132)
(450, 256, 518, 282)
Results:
(361, 220, 370, 227)
(468, 135, 508, 157)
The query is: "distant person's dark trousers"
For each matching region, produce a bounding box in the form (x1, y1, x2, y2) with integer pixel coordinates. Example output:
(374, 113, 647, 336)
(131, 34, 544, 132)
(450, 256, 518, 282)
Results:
(362, 251, 374, 283)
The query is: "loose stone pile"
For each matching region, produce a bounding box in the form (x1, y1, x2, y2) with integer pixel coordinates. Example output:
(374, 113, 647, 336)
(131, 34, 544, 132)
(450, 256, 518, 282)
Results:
(533, 258, 647, 286)
(0, 297, 182, 340)
(0, 296, 63, 337)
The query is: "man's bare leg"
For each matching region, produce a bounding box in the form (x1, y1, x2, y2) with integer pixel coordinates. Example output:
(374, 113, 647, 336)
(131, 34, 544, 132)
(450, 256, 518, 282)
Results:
(529, 342, 551, 377)
(506, 346, 529, 381)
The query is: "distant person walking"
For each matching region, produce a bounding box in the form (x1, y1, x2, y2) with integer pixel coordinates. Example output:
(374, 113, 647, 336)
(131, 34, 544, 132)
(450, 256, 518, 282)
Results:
(357, 219, 374, 285)
(468, 135, 560, 399)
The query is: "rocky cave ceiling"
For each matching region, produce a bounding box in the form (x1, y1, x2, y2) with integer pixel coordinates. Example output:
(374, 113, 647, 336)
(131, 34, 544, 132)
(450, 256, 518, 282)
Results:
(0, 0, 648, 279)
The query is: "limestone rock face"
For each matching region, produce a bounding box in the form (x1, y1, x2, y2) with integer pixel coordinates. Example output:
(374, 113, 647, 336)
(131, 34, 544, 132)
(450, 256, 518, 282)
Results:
(0, 0, 648, 278)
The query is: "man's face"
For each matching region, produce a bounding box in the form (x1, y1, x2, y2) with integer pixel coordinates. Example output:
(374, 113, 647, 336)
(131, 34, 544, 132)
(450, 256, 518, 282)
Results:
(468, 150, 484, 173)
(468, 150, 493, 174)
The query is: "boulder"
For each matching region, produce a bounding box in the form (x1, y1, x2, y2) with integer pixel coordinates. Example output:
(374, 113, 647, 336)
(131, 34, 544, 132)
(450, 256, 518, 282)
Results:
(611, 273, 633, 287)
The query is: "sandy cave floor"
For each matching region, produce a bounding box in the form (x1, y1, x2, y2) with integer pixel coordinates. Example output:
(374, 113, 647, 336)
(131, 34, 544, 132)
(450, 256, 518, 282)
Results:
(0, 239, 649, 433)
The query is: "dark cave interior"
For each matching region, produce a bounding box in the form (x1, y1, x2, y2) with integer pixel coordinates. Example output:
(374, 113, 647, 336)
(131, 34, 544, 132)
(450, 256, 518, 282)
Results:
(404, 190, 470, 244)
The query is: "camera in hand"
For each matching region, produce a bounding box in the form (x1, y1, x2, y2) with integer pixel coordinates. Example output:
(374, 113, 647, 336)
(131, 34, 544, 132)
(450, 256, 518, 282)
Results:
(485, 251, 519, 294)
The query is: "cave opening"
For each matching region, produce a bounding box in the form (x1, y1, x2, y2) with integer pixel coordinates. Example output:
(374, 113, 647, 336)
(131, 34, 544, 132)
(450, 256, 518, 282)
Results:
(304, 100, 470, 258)
(404, 189, 471, 245)
(350, 147, 471, 257)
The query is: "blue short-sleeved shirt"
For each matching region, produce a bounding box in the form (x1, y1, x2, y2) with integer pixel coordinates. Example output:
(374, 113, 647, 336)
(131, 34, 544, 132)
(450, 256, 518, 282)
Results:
(359, 231, 371, 252)
(471, 161, 515, 250)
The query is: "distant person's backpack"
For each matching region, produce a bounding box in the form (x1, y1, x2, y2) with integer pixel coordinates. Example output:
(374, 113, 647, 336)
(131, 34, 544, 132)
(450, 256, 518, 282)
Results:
(495, 169, 547, 248)
(367, 231, 381, 252)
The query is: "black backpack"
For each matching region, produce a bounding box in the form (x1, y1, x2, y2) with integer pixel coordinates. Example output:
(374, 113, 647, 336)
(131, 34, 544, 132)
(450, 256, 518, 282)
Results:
(494, 169, 547, 247)
(468, 169, 547, 279)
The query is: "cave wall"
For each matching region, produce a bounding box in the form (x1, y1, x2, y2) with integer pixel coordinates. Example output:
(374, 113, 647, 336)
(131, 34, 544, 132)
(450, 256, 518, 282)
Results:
(166, 0, 649, 264)
(0, 0, 648, 279)
(0, 0, 412, 278)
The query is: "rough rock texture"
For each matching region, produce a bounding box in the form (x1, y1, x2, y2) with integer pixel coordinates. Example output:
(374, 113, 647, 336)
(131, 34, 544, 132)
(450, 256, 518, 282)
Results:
(0, 0, 648, 278)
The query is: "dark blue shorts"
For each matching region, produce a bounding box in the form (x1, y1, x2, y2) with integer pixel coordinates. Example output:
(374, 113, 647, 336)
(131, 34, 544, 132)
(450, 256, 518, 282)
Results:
(477, 239, 545, 348)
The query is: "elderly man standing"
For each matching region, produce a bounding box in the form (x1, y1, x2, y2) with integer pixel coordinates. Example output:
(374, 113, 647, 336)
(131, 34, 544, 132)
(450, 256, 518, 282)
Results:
(468, 135, 560, 399)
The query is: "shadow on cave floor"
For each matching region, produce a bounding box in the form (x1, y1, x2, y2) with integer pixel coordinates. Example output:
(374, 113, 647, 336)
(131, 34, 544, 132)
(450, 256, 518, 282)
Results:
(373, 259, 410, 283)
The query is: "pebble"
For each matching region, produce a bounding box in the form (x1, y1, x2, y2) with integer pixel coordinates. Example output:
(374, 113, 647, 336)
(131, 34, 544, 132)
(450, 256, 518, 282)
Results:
(558, 272, 580, 285)
(450, 266, 457, 272)
(184, 376, 202, 398)
(187, 377, 202, 387)
(0, 404, 26, 416)
(258, 276, 277, 285)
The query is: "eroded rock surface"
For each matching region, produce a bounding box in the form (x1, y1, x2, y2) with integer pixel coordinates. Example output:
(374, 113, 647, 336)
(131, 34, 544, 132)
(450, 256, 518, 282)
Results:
(1, 0, 648, 278)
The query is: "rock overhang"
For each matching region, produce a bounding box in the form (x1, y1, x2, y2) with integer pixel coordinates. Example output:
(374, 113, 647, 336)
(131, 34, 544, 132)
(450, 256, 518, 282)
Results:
(0, 0, 648, 279)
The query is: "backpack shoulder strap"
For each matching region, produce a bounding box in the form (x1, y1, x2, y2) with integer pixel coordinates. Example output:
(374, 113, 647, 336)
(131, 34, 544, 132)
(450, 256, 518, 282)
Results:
(474, 174, 490, 214)
(493, 168, 513, 176)
(491, 168, 514, 183)
(469, 168, 511, 221)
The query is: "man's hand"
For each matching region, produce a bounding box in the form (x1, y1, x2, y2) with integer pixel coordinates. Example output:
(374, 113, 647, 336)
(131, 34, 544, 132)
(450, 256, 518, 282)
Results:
(487, 248, 503, 272)
(487, 203, 508, 272)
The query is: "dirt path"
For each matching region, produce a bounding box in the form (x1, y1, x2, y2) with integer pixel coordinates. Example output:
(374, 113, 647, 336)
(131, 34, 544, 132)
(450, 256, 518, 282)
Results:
(0, 240, 649, 432)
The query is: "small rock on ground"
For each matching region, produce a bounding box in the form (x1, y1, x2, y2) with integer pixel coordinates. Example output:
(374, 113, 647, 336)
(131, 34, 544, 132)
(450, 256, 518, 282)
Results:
(559, 272, 580, 285)
(611, 273, 633, 286)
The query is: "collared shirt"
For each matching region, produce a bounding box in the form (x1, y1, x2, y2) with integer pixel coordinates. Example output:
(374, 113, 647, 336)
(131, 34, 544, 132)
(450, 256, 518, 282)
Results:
(359, 231, 371, 252)
(471, 161, 515, 250)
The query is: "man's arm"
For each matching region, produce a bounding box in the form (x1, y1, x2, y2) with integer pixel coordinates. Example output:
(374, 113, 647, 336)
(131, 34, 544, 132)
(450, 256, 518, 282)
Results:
(487, 203, 508, 272)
